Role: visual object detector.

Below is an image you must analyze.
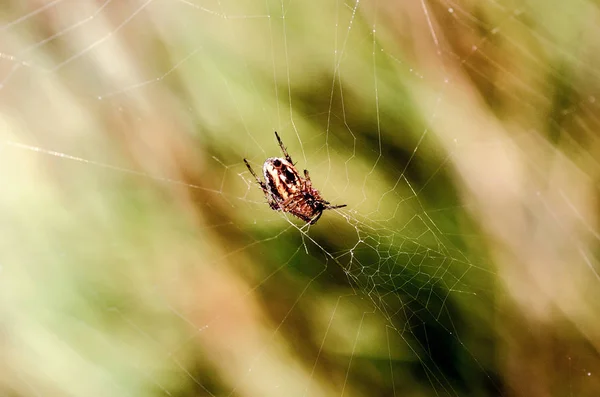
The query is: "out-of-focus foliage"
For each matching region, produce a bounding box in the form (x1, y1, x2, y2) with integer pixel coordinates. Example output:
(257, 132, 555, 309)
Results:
(1, 1, 600, 396)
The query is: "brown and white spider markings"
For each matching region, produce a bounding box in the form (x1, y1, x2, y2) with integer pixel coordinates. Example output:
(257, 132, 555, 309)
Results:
(244, 132, 346, 225)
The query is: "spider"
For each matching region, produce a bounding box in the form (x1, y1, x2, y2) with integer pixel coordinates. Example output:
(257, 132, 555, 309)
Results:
(244, 132, 346, 225)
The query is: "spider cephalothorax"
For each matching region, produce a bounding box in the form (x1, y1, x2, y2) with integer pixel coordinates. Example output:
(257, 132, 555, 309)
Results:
(244, 132, 346, 224)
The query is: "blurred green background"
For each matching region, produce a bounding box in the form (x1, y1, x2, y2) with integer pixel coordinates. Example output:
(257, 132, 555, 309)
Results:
(1, 0, 600, 396)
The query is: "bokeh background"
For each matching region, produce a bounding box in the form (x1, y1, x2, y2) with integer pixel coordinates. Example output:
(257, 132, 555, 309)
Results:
(2, 0, 600, 396)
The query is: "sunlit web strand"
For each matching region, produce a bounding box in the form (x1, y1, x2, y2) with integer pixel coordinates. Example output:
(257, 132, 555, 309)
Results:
(4, 140, 215, 192)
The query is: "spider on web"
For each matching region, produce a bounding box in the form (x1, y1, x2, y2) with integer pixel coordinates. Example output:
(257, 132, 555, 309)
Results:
(244, 132, 346, 225)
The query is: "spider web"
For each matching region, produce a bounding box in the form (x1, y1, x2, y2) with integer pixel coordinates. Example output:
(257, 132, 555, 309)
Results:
(2, 0, 600, 396)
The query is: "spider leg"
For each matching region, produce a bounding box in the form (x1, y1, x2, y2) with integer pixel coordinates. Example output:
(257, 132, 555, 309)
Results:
(244, 158, 259, 180)
(267, 199, 281, 211)
(270, 191, 302, 213)
(278, 195, 313, 223)
(303, 170, 314, 190)
(244, 159, 269, 194)
(274, 131, 294, 164)
(307, 202, 344, 224)
(309, 210, 323, 225)
(280, 194, 301, 210)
